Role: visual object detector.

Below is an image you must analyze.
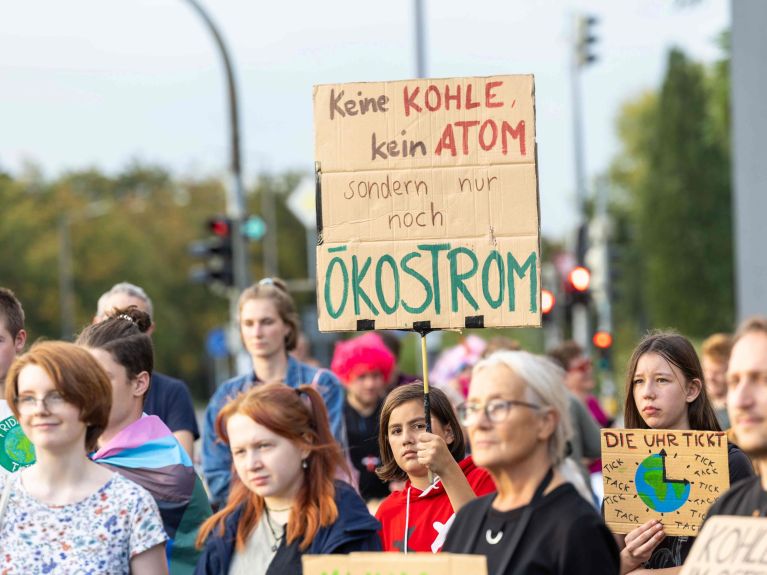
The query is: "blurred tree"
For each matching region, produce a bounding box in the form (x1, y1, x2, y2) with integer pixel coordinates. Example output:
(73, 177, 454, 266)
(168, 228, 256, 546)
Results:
(607, 46, 733, 338)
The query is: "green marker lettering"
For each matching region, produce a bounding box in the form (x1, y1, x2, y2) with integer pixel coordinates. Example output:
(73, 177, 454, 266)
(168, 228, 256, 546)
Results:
(324, 256, 348, 319)
(417, 243, 450, 314)
(400, 251, 433, 314)
(507, 251, 537, 312)
(448, 247, 479, 312)
(482, 250, 505, 309)
(352, 255, 379, 316)
(375, 254, 400, 315)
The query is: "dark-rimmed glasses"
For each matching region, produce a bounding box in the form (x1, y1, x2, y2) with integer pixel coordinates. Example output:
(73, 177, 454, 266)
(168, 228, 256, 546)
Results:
(457, 398, 540, 426)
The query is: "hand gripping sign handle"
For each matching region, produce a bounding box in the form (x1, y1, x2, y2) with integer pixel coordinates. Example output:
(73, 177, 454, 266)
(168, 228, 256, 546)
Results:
(417, 326, 435, 486)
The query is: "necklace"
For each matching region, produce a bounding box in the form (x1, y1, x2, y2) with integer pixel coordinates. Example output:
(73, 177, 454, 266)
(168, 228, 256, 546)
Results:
(264, 508, 285, 552)
(265, 505, 291, 513)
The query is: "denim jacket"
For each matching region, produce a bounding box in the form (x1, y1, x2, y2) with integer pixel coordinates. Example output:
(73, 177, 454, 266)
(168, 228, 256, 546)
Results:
(201, 356, 347, 507)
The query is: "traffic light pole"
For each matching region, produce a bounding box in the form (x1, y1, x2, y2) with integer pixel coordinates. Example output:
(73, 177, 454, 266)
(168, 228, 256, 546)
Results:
(184, 0, 250, 377)
(569, 13, 592, 351)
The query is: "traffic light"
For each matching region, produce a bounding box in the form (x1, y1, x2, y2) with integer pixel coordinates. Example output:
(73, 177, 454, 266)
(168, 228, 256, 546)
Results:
(566, 265, 591, 305)
(575, 15, 599, 67)
(541, 288, 556, 322)
(188, 216, 234, 288)
(593, 330, 613, 371)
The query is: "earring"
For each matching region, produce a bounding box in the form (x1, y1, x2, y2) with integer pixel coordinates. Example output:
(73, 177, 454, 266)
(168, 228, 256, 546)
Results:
(302, 459, 308, 469)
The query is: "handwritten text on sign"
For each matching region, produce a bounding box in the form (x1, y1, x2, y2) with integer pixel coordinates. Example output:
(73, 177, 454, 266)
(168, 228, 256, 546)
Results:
(680, 516, 767, 575)
(601, 429, 730, 537)
(314, 75, 539, 331)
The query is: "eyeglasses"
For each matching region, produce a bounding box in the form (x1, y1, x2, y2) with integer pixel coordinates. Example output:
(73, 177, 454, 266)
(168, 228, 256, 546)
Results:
(569, 357, 592, 373)
(14, 391, 68, 413)
(457, 398, 540, 426)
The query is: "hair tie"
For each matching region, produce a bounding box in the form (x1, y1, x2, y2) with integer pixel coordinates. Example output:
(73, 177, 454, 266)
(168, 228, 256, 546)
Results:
(116, 313, 135, 324)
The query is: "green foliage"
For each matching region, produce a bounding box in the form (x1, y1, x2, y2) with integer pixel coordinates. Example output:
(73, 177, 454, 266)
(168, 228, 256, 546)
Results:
(607, 45, 733, 340)
(0, 164, 313, 399)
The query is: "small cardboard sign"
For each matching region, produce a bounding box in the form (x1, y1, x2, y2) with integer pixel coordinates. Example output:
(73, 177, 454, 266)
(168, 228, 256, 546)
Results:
(680, 516, 767, 575)
(313, 75, 539, 332)
(302, 552, 487, 575)
(601, 429, 730, 537)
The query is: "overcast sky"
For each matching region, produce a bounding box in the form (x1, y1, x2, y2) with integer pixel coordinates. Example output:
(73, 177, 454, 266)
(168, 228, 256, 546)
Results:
(0, 0, 728, 239)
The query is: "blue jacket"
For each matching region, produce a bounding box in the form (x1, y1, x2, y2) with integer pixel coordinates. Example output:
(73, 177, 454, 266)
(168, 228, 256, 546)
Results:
(201, 356, 347, 506)
(194, 481, 381, 575)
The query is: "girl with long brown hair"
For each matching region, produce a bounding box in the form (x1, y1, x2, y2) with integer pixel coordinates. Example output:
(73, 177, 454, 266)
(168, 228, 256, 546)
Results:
(195, 383, 379, 574)
(616, 332, 753, 574)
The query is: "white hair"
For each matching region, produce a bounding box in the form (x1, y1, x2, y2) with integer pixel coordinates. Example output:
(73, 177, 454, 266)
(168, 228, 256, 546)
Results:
(472, 350, 573, 466)
(96, 282, 153, 320)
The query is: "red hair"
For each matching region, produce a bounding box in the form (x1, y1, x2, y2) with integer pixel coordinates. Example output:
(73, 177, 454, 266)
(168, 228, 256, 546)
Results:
(196, 383, 348, 551)
(331, 332, 395, 385)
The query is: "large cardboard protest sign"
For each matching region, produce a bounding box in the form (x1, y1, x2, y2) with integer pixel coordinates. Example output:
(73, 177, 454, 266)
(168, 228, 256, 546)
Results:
(313, 75, 539, 332)
(601, 429, 730, 537)
(303, 552, 487, 575)
(680, 516, 767, 575)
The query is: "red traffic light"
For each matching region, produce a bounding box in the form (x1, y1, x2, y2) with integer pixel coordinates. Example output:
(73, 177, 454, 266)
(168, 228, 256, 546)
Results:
(208, 217, 231, 238)
(593, 331, 613, 349)
(541, 289, 555, 314)
(568, 266, 591, 292)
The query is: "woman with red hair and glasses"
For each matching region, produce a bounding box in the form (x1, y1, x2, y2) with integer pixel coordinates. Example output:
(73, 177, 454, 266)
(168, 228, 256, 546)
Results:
(331, 332, 395, 502)
(194, 383, 380, 575)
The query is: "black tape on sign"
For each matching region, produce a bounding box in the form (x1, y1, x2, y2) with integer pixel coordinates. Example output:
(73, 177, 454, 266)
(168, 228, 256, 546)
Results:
(314, 162, 323, 243)
(413, 321, 432, 333)
(465, 315, 485, 328)
(356, 319, 375, 331)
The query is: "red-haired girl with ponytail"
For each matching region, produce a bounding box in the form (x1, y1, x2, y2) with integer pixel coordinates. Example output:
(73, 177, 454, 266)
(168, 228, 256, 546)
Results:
(195, 383, 380, 574)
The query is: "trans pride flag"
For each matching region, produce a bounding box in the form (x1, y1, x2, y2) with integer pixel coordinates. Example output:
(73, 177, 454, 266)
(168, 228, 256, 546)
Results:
(92, 415, 212, 575)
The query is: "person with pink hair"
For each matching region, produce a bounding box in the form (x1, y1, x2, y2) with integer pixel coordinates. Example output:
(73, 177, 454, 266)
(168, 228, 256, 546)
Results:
(332, 333, 395, 501)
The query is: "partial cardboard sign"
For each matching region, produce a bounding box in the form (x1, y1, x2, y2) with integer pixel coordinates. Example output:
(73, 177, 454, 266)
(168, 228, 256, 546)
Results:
(313, 75, 539, 332)
(680, 516, 767, 575)
(601, 429, 730, 537)
(302, 552, 488, 575)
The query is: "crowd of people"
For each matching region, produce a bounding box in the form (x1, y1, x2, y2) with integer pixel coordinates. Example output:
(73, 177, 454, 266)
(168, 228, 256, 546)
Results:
(1, 279, 767, 574)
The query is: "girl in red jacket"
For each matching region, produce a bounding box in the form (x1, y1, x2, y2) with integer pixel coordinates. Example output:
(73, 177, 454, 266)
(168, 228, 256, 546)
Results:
(375, 384, 495, 553)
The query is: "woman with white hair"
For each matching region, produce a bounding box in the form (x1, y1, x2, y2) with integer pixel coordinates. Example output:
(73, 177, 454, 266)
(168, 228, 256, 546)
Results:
(443, 351, 619, 574)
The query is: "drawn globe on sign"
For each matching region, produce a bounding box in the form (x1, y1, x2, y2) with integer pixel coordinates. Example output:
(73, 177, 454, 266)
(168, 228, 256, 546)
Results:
(634, 452, 691, 513)
(4, 426, 35, 465)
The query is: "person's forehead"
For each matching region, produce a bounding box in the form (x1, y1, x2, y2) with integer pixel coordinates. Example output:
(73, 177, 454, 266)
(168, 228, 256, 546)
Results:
(729, 332, 767, 373)
(103, 293, 149, 314)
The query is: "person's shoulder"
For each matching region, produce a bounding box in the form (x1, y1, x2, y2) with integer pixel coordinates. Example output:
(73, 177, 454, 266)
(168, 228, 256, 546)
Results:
(108, 472, 157, 505)
(726, 442, 756, 481)
(210, 374, 251, 402)
(151, 371, 187, 387)
(541, 483, 598, 518)
(710, 475, 760, 515)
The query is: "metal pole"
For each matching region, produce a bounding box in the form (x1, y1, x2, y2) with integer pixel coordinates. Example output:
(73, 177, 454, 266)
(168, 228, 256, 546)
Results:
(570, 13, 590, 350)
(183, 0, 249, 374)
(58, 215, 75, 340)
(414, 0, 427, 78)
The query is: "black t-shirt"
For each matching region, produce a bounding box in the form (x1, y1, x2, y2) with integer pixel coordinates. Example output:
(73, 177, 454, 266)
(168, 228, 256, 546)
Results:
(444, 483, 620, 575)
(144, 371, 200, 439)
(642, 442, 755, 569)
(706, 475, 767, 518)
(344, 399, 389, 501)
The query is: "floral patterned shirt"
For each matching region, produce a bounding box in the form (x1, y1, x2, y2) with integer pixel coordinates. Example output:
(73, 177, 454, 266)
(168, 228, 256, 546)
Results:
(0, 471, 167, 574)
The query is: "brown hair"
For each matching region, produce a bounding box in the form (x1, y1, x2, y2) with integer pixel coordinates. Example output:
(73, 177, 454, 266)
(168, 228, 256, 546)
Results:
(0, 287, 25, 337)
(238, 278, 300, 352)
(5, 341, 112, 451)
(196, 383, 347, 552)
(546, 340, 583, 371)
(376, 383, 465, 482)
(623, 331, 721, 431)
(76, 306, 154, 404)
(733, 316, 767, 345)
(701, 333, 733, 363)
